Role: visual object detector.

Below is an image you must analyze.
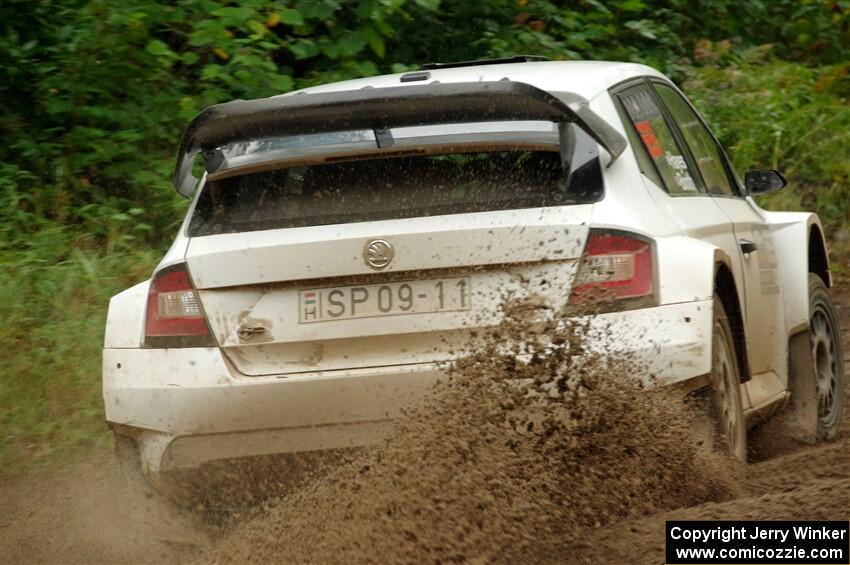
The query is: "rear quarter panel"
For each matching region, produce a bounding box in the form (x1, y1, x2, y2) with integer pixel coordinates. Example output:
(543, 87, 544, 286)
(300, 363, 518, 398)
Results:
(104, 280, 149, 348)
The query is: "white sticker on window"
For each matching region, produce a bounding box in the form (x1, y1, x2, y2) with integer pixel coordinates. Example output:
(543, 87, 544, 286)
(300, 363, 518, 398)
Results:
(665, 154, 697, 192)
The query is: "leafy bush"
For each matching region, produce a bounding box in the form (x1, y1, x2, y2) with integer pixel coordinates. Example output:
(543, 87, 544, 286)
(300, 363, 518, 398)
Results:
(3, 0, 848, 237)
(0, 231, 158, 466)
(684, 53, 850, 237)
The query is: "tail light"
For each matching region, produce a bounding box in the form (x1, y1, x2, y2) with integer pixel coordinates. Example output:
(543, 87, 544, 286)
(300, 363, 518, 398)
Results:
(569, 229, 656, 310)
(144, 263, 214, 347)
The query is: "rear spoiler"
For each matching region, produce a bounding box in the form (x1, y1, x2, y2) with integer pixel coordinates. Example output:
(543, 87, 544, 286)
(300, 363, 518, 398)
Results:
(172, 81, 627, 197)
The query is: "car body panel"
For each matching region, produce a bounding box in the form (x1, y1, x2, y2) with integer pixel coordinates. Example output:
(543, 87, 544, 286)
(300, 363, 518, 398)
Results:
(712, 196, 785, 379)
(104, 281, 148, 348)
(185, 206, 591, 289)
(204, 262, 579, 375)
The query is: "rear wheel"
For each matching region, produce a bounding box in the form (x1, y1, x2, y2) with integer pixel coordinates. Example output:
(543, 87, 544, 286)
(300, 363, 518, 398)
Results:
(809, 274, 845, 440)
(709, 296, 748, 462)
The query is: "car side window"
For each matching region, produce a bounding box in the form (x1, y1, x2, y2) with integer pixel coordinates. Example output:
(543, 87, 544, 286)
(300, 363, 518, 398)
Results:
(654, 83, 737, 196)
(618, 85, 700, 195)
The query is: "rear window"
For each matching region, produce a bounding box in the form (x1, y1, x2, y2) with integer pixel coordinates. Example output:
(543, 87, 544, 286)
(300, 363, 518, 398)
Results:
(188, 142, 602, 236)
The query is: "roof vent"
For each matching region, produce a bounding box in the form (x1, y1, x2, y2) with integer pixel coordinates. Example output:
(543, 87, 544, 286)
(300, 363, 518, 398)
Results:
(421, 55, 549, 70)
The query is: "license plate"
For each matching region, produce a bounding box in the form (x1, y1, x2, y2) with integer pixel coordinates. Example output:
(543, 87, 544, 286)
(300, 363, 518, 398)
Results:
(298, 277, 471, 323)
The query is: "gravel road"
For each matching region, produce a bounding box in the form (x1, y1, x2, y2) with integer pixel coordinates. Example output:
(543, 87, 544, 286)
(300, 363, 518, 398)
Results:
(1, 286, 847, 565)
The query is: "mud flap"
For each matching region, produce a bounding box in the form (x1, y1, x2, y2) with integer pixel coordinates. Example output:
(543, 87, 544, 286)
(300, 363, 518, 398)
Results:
(785, 329, 818, 443)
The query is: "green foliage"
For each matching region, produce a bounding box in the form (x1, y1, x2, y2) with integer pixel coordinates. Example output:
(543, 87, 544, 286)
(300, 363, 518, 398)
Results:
(684, 54, 850, 236)
(1, 0, 848, 468)
(3, 0, 848, 239)
(0, 229, 159, 467)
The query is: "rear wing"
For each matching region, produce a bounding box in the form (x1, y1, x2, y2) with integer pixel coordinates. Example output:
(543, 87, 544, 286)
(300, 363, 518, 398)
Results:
(172, 81, 627, 197)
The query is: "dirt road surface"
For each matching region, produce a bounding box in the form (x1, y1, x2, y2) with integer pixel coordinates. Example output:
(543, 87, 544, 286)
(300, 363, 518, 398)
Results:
(1, 288, 847, 564)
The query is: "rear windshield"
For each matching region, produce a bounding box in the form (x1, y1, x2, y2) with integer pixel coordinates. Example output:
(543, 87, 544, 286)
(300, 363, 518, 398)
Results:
(188, 144, 601, 236)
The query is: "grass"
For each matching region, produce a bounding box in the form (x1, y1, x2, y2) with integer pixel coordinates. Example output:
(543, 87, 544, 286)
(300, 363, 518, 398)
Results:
(0, 228, 158, 472)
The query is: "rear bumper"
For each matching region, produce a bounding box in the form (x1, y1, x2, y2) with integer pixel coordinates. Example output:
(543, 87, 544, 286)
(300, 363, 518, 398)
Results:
(103, 353, 438, 473)
(103, 299, 712, 473)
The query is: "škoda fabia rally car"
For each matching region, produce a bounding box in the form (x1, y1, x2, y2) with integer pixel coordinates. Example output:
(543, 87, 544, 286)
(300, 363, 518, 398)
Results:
(103, 57, 844, 487)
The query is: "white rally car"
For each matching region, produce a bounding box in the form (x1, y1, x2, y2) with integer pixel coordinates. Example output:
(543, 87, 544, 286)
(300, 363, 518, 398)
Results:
(104, 58, 844, 482)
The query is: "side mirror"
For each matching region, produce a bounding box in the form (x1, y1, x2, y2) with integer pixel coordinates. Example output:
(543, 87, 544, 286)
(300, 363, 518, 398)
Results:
(745, 169, 786, 195)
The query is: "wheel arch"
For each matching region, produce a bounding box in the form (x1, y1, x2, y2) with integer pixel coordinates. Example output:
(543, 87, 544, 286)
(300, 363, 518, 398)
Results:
(808, 224, 831, 288)
(713, 257, 751, 383)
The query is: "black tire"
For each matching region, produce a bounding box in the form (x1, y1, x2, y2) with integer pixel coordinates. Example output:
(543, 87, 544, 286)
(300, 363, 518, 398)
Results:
(808, 273, 845, 440)
(709, 295, 748, 462)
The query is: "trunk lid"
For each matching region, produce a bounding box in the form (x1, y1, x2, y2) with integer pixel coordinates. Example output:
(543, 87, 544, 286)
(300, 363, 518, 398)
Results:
(186, 206, 591, 376)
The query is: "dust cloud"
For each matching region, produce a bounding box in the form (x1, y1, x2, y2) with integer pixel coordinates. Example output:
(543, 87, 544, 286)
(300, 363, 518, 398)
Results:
(204, 308, 739, 564)
(0, 455, 210, 564)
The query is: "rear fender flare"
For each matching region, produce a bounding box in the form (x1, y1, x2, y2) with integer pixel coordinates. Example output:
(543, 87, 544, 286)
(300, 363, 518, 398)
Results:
(655, 236, 737, 305)
(104, 280, 150, 349)
(655, 236, 749, 381)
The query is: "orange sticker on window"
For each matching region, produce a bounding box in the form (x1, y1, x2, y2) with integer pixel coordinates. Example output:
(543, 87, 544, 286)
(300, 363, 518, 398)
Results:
(634, 120, 664, 159)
